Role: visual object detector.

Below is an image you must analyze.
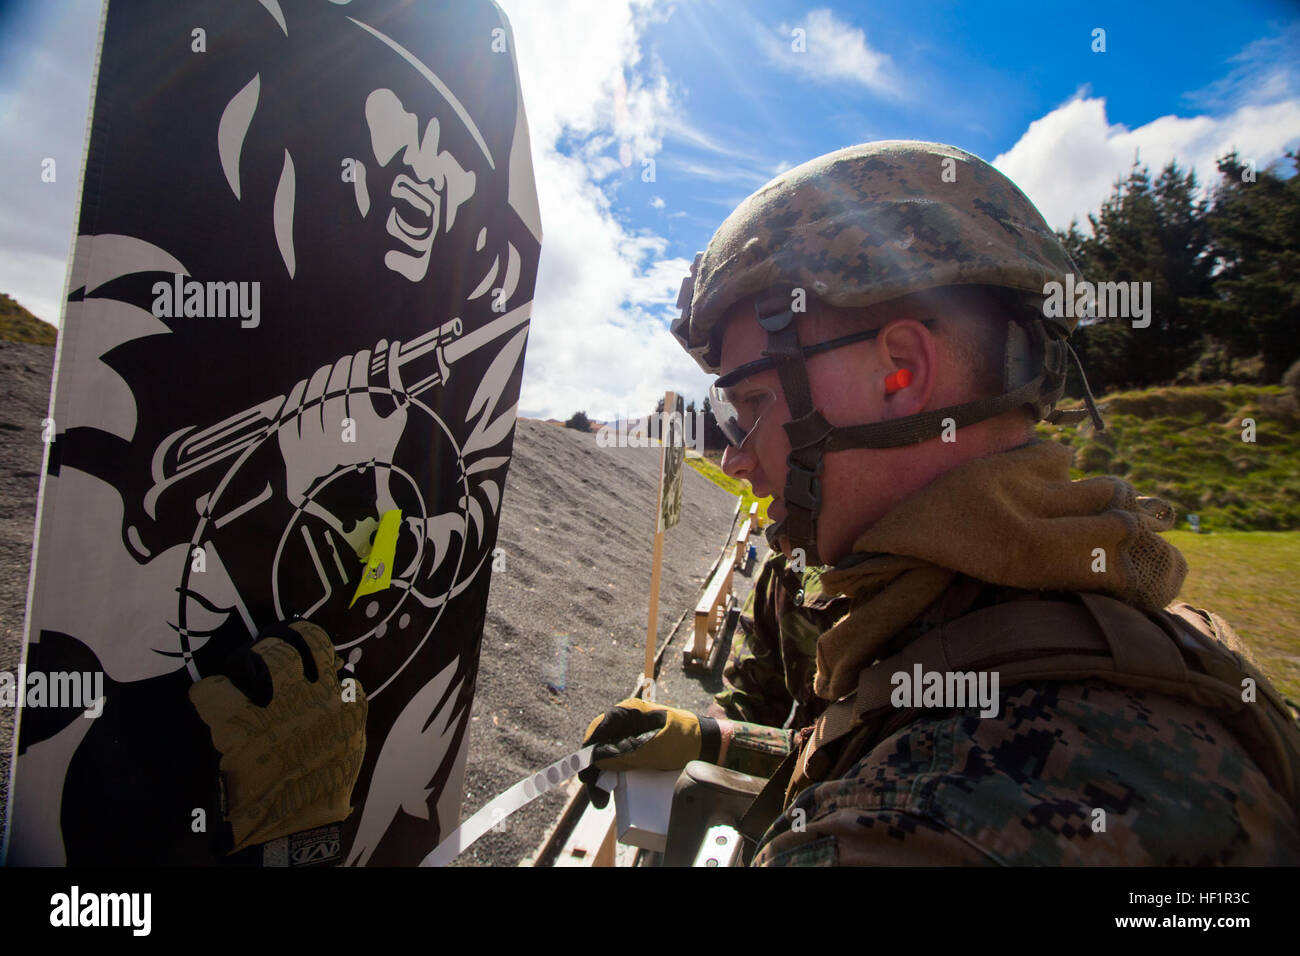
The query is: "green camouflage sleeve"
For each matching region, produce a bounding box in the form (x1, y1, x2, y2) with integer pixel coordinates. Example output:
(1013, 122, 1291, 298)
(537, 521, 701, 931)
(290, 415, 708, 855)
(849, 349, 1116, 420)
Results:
(754, 807, 992, 866)
(716, 719, 793, 779)
(715, 554, 797, 727)
(753, 679, 1300, 866)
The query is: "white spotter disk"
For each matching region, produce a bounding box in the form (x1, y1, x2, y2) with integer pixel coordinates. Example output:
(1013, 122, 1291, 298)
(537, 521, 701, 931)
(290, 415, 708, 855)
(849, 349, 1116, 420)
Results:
(421, 745, 597, 867)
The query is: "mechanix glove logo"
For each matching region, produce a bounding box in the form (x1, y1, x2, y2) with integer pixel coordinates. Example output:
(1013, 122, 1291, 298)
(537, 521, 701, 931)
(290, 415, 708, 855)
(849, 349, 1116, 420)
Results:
(188, 621, 368, 854)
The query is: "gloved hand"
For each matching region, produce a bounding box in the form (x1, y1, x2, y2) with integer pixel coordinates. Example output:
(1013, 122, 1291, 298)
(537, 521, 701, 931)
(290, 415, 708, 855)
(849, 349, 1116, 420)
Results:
(578, 697, 722, 808)
(188, 620, 368, 854)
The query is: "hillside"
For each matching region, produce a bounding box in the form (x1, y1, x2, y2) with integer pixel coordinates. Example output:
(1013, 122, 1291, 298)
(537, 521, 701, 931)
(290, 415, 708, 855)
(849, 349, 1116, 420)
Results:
(1038, 384, 1300, 531)
(0, 294, 56, 346)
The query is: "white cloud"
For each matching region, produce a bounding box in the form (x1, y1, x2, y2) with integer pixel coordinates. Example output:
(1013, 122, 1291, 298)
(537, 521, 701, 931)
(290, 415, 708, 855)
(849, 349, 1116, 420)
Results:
(1185, 22, 1300, 112)
(656, 115, 786, 189)
(761, 9, 897, 97)
(498, 0, 712, 420)
(994, 93, 1300, 233)
(649, 196, 665, 208)
(514, 145, 708, 422)
(662, 154, 771, 186)
(662, 115, 770, 167)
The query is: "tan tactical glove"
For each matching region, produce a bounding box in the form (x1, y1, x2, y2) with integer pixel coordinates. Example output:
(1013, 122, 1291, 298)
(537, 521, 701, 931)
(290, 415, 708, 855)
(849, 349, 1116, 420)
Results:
(578, 698, 721, 807)
(188, 621, 368, 854)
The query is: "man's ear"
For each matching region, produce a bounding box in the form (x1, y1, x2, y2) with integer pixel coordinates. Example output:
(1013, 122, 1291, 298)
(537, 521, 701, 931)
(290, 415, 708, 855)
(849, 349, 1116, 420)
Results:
(875, 319, 937, 419)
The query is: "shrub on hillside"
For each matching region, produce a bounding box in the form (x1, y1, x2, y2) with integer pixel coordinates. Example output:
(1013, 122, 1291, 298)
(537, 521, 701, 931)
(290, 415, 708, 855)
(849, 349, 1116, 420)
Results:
(564, 411, 591, 432)
(1229, 353, 1266, 383)
(1284, 358, 1300, 404)
(1177, 337, 1233, 385)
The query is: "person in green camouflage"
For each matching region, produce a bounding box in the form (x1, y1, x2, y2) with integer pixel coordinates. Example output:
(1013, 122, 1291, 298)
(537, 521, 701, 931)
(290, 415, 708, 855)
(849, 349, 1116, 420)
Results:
(707, 550, 847, 729)
(580, 140, 1300, 865)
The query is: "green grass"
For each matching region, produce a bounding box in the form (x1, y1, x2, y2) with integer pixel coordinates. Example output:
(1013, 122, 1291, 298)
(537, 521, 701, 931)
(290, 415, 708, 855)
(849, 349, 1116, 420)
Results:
(1168, 530, 1300, 703)
(1038, 384, 1300, 532)
(686, 455, 770, 524)
(0, 292, 56, 346)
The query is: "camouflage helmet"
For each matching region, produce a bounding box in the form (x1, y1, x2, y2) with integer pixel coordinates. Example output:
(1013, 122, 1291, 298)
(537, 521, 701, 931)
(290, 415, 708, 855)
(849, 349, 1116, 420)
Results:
(672, 140, 1102, 566)
(672, 140, 1079, 374)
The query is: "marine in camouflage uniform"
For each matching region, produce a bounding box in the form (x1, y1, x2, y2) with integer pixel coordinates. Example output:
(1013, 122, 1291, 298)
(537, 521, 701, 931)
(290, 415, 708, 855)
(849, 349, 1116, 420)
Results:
(711, 550, 848, 729)
(664, 140, 1300, 865)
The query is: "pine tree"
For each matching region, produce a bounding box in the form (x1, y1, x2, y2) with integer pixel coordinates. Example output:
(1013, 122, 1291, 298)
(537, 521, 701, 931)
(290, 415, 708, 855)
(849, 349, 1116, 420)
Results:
(1058, 156, 1213, 390)
(1192, 151, 1300, 382)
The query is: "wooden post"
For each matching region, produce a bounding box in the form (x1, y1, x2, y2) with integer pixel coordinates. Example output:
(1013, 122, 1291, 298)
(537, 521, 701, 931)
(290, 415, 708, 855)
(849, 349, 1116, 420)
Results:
(644, 390, 675, 690)
(553, 800, 618, 867)
(644, 525, 663, 687)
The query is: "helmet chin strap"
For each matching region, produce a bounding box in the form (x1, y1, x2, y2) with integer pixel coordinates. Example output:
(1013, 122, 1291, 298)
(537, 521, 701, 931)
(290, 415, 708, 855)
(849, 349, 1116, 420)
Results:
(751, 295, 1104, 569)
(754, 293, 829, 568)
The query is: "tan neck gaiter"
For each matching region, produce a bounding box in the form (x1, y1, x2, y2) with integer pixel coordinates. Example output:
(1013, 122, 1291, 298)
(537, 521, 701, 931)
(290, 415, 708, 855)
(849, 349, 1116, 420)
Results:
(814, 441, 1188, 700)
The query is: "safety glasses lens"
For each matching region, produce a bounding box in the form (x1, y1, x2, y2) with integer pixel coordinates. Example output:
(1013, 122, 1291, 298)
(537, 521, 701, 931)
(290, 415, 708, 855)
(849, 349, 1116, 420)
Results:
(709, 382, 776, 449)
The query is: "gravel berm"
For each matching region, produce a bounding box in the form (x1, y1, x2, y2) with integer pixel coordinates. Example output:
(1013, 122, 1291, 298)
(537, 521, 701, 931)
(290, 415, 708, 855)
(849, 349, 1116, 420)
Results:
(0, 339, 55, 841)
(0, 342, 759, 865)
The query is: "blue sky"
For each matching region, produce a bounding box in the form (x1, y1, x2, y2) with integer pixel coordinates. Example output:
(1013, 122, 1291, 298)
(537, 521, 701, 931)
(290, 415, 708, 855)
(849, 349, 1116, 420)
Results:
(1, 0, 1298, 419)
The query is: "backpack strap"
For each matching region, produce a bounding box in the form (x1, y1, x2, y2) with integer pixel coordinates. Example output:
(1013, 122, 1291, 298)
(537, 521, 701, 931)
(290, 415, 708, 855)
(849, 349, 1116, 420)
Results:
(791, 592, 1300, 812)
(798, 596, 1119, 788)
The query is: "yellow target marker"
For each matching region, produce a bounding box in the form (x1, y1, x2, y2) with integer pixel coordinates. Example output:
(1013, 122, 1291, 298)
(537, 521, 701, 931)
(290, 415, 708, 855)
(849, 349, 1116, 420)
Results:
(350, 509, 402, 608)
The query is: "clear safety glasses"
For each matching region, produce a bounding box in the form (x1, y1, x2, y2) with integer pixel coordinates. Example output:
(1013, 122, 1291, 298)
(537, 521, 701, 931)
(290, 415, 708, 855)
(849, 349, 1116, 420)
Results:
(708, 321, 934, 449)
(709, 379, 779, 450)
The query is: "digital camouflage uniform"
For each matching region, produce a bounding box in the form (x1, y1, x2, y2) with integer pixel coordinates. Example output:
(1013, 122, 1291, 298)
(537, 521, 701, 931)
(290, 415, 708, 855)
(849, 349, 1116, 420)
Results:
(714, 550, 849, 729)
(756, 678, 1300, 866)
(668, 141, 1300, 865)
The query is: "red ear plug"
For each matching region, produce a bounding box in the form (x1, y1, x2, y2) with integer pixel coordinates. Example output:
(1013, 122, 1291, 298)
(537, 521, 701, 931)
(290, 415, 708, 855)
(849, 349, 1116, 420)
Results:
(884, 368, 912, 394)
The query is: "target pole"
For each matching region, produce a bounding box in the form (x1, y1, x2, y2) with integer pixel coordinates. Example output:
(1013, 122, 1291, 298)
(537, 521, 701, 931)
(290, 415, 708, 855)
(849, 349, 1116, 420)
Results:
(643, 390, 674, 691)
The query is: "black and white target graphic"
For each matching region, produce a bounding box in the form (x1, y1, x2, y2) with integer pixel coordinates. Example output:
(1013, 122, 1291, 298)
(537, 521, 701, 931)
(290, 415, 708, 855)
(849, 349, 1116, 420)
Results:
(4, 0, 541, 866)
